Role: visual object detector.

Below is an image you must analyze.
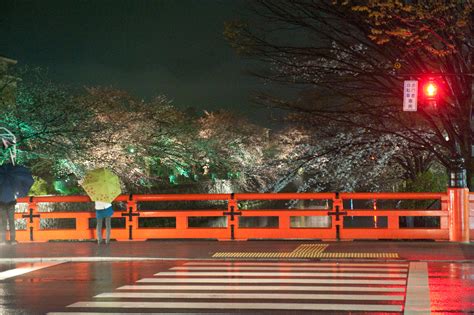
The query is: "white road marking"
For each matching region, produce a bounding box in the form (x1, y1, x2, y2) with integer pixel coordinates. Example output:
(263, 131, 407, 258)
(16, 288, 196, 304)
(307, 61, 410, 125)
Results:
(67, 301, 403, 312)
(405, 262, 431, 315)
(49, 313, 201, 315)
(155, 271, 407, 278)
(95, 291, 404, 301)
(0, 257, 162, 263)
(49, 261, 408, 314)
(0, 262, 64, 280)
(138, 277, 406, 285)
(118, 284, 405, 292)
(172, 266, 408, 272)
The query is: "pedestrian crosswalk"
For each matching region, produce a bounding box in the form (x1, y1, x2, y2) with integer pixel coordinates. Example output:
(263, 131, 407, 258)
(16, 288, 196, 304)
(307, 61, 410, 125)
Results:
(48, 261, 409, 313)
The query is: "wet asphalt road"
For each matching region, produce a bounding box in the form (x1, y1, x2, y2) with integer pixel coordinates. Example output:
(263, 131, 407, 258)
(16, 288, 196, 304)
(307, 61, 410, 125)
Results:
(0, 260, 472, 314)
(0, 241, 473, 314)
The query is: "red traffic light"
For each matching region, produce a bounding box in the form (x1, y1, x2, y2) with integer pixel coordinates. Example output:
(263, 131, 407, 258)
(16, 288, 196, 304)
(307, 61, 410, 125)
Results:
(422, 79, 438, 101)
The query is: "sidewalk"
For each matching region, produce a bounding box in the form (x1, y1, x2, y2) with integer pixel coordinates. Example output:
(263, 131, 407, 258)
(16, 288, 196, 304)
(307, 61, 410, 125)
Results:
(0, 240, 473, 262)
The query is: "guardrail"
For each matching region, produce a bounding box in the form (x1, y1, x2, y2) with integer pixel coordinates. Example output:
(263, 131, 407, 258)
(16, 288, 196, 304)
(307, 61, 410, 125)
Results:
(8, 189, 470, 242)
(338, 192, 448, 240)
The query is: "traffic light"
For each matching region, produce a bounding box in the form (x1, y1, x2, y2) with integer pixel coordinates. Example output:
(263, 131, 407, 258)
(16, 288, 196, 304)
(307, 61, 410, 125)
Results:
(420, 78, 441, 109)
(422, 79, 438, 101)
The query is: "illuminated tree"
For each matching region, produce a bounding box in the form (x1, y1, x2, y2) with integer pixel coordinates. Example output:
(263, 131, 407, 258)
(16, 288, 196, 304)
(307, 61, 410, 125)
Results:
(196, 110, 270, 190)
(225, 0, 474, 188)
(0, 67, 96, 185)
(262, 120, 404, 193)
(0, 56, 18, 109)
(63, 89, 266, 192)
(59, 87, 196, 190)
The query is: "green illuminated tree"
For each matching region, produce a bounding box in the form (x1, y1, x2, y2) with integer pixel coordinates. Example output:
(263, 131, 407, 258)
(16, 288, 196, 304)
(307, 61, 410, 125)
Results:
(0, 56, 18, 109)
(0, 66, 96, 189)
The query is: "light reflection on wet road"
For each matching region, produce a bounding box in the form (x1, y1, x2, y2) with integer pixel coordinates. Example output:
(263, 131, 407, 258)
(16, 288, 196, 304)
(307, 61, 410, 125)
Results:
(0, 261, 176, 314)
(0, 261, 472, 314)
(429, 263, 474, 314)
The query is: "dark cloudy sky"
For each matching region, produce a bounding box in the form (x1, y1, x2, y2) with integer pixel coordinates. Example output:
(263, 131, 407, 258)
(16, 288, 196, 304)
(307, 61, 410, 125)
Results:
(0, 0, 281, 122)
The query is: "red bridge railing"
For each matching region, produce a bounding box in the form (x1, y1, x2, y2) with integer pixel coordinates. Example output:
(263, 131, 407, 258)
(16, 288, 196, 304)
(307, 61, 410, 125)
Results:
(9, 189, 471, 243)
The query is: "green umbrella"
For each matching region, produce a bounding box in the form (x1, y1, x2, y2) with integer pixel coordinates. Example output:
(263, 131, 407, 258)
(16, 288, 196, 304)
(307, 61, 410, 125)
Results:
(81, 168, 121, 203)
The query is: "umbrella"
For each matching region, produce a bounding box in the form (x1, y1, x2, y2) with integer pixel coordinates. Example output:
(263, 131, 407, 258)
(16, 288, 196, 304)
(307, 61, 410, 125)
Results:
(0, 164, 34, 204)
(81, 168, 121, 203)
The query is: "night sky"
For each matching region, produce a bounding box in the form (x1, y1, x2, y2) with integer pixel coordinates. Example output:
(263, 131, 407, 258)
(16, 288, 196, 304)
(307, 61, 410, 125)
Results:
(1, 0, 280, 123)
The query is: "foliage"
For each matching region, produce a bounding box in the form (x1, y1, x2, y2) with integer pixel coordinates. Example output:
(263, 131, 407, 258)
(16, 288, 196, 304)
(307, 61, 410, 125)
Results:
(52, 88, 275, 193)
(63, 87, 179, 189)
(343, 1, 471, 56)
(0, 65, 278, 193)
(196, 110, 272, 192)
(0, 66, 97, 188)
(264, 121, 404, 193)
(29, 176, 49, 195)
(225, 0, 474, 188)
(0, 62, 441, 195)
(400, 170, 447, 194)
(398, 170, 447, 224)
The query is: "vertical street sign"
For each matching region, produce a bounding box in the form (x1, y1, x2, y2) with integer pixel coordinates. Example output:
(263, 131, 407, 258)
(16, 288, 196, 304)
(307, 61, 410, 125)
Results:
(403, 80, 418, 111)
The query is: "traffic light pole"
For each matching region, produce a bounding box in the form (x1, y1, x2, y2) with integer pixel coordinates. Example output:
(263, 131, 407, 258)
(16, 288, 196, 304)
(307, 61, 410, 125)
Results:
(402, 75, 472, 242)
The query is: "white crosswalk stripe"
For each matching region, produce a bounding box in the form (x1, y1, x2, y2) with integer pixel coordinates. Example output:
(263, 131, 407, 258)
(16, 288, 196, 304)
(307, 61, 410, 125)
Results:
(185, 262, 408, 267)
(95, 291, 404, 301)
(118, 284, 406, 292)
(0, 262, 65, 280)
(155, 271, 406, 277)
(51, 261, 409, 313)
(138, 277, 406, 284)
(67, 301, 404, 312)
(171, 266, 409, 272)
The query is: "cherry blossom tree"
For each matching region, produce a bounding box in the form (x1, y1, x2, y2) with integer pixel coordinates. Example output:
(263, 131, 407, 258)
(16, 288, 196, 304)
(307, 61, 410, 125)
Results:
(225, 0, 473, 188)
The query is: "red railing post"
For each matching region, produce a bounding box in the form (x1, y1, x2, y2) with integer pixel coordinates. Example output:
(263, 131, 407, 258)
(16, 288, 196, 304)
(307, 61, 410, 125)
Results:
(225, 193, 240, 240)
(333, 193, 344, 240)
(441, 193, 449, 232)
(447, 188, 470, 242)
(75, 210, 90, 235)
(122, 194, 140, 241)
(22, 197, 40, 242)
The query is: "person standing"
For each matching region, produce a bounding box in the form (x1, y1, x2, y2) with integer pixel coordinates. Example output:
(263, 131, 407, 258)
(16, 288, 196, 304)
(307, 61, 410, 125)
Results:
(0, 200, 16, 245)
(81, 168, 121, 244)
(95, 201, 113, 245)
